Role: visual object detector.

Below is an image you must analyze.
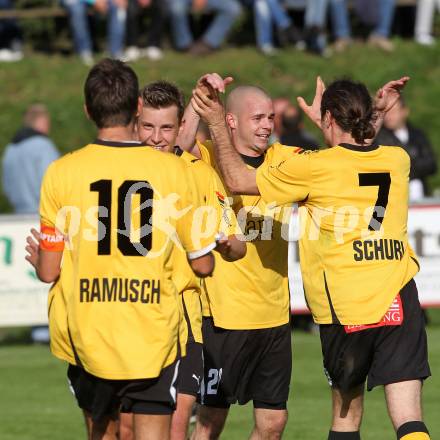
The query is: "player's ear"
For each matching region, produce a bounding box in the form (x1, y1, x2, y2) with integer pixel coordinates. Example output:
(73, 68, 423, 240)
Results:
(83, 104, 91, 121)
(323, 110, 332, 129)
(136, 97, 143, 118)
(225, 113, 236, 130)
(178, 117, 185, 135)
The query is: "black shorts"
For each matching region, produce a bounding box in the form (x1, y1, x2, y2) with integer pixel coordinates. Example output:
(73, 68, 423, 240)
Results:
(320, 279, 431, 392)
(199, 318, 292, 409)
(177, 342, 203, 397)
(67, 360, 180, 421)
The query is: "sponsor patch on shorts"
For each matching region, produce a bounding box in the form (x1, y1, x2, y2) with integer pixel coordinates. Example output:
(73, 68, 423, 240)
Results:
(344, 294, 403, 333)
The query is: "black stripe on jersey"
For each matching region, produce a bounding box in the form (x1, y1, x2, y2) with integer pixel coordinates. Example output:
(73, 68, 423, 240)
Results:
(339, 143, 379, 152)
(323, 272, 341, 325)
(94, 139, 146, 148)
(240, 153, 265, 169)
(411, 256, 420, 271)
(67, 321, 84, 369)
(174, 146, 184, 156)
(302, 285, 311, 312)
(181, 295, 195, 343)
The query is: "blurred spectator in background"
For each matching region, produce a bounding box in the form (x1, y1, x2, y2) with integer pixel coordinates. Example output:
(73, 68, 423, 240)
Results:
(272, 97, 319, 149)
(272, 97, 291, 142)
(280, 104, 319, 149)
(303, 0, 330, 56)
(167, 0, 242, 55)
(253, 0, 304, 55)
(0, 0, 23, 62)
(2, 104, 59, 214)
(415, 0, 439, 45)
(124, 0, 167, 61)
(60, 0, 127, 65)
(376, 96, 438, 200)
(329, 0, 396, 52)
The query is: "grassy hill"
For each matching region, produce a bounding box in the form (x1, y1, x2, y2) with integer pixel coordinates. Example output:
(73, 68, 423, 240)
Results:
(0, 41, 439, 212)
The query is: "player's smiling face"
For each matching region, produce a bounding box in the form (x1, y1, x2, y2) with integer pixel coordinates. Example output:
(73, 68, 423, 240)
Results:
(233, 96, 274, 155)
(137, 105, 181, 153)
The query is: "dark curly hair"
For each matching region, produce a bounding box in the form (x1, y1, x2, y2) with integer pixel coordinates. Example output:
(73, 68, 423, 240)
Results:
(321, 79, 376, 145)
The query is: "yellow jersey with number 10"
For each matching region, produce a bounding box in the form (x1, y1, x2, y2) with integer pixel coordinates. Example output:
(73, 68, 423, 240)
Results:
(40, 140, 216, 380)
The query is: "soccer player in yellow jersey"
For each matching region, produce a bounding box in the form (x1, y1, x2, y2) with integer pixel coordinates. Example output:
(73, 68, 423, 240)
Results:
(117, 80, 245, 440)
(178, 74, 299, 440)
(25, 59, 217, 440)
(191, 77, 431, 440)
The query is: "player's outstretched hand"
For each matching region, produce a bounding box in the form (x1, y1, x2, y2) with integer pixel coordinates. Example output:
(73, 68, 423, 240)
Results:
(297, 76, 326, 129)
(196, 73, 234, 97)
(374, 76, 410, 113)
(191, 87, 225, 127)
(25, 228, 40, 269)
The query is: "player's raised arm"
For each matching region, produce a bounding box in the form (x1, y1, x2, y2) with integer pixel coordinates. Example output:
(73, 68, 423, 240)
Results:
(191, 86, 259, 195)
(371, 76, 410, 137)
(297, 76, 326, 130)
(176, 73, 233, 157)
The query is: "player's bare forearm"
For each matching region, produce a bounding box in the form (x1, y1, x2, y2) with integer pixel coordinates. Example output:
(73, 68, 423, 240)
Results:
(36, 249, 62, 283)
(208, 122, 259, 195)
(176, 103, 201, 157)
(371, 110, 385, 140)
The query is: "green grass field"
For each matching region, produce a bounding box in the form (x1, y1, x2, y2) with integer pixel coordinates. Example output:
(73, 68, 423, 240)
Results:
(0, 41, 440, 212)
(0, 323, 438, 439)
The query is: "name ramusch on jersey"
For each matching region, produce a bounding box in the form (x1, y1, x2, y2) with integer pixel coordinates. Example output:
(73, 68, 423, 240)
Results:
(79, 277, 161, 303)
(352, 239, 405, 262)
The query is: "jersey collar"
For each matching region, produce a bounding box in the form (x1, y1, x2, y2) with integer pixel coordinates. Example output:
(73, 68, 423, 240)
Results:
(338, 143, 379, 152)
(94, 139, 146, 148)
(173, 146, 184, 156)
(240, 153, 265, 168)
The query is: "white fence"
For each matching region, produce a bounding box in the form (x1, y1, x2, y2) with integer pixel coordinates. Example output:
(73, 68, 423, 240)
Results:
(1, 202, 440, 326)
